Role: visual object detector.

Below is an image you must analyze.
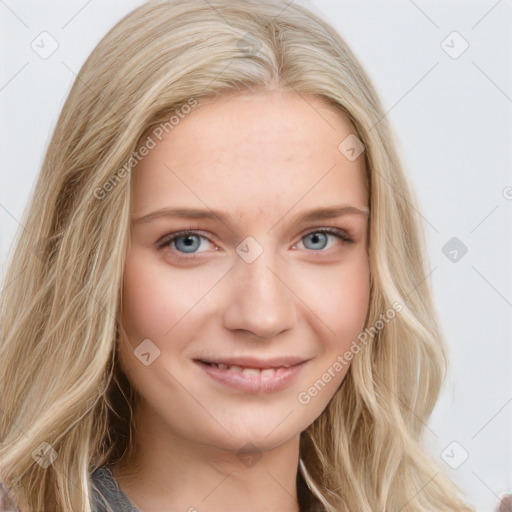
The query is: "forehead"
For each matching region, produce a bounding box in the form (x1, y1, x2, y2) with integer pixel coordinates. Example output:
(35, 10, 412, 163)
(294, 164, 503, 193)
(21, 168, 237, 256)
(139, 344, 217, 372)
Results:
(131, 91, 368, 221)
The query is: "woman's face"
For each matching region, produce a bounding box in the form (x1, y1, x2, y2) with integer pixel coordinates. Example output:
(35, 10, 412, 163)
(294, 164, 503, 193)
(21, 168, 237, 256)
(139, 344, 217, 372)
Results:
(118, 91, 370, 454)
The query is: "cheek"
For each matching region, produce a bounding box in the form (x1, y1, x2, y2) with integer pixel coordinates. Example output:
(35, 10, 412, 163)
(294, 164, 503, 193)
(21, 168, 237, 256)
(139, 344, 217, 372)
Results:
(121, 256, 168, 343)
(305, 254, 370, 341)
(294, 257, 369, 411)
(117, 248, 201, 391)
(120, 247, 206, 343)
(334, 266, 369, 330)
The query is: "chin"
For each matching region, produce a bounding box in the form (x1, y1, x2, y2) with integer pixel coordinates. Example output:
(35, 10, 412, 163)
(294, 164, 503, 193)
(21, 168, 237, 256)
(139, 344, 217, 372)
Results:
(206, 413, 314, 454)
(217, 433, 298, 456)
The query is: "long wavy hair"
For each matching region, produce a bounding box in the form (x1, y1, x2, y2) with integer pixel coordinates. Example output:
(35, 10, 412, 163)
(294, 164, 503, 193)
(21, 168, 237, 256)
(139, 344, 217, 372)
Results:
(0, 1, 475, 510)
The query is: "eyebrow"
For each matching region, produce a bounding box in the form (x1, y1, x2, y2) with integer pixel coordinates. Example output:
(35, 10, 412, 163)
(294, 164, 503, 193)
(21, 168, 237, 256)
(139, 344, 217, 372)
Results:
(132, 205, 369, 226)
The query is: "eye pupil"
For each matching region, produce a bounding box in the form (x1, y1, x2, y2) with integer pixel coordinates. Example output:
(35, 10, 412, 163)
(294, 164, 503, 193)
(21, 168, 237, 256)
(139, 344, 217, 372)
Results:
(303, 232, 328, 250)
(176, 235, 201, 253)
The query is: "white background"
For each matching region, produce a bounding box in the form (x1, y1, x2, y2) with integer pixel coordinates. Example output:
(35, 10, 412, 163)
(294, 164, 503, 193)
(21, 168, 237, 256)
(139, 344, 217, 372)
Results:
(0, 1, 511, 511)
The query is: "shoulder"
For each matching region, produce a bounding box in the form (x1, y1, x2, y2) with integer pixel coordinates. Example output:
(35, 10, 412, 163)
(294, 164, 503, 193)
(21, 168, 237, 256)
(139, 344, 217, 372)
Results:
(0, 468, 138, 512)
(90, 466, 140, 512)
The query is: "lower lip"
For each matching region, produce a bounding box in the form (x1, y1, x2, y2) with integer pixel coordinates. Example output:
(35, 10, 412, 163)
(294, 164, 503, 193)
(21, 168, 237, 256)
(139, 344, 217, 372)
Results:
(195, 360, 307, 393)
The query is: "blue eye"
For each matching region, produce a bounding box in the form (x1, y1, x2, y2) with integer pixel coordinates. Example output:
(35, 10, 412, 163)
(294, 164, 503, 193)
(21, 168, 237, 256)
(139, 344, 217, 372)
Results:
(159, 231, 211, 254)
(302, 232, 329, 250)
(174, 234, 202, 253)
(299, 229, 353, 251)
(157, 227, 353, 259)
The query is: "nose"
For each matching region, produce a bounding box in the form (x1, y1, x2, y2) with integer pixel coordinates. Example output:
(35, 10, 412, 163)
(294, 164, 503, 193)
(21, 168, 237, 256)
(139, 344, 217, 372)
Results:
(222, 248, 297, 339)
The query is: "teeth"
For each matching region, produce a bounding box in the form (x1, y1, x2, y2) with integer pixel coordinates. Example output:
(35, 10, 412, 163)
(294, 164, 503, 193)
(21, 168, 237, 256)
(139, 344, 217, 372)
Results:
(211, 363, 278, 376)
(242, 368, 260, 377)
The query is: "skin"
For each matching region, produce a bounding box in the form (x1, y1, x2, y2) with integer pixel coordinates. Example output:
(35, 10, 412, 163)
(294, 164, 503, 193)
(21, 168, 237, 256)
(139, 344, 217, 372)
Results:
(112, 90, 370, 512)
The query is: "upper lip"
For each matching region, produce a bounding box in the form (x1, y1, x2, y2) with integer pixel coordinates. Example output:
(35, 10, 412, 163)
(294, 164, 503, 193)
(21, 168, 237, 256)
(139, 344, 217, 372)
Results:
(195, 356, 309, 369)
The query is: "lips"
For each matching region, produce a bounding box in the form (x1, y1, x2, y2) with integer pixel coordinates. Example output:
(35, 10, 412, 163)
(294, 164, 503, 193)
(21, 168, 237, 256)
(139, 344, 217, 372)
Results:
(194, 356, 309, 393)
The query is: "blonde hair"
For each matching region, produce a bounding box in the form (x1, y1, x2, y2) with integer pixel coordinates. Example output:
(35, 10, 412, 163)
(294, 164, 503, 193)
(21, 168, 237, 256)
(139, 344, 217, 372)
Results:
(0, 1, 475, 510)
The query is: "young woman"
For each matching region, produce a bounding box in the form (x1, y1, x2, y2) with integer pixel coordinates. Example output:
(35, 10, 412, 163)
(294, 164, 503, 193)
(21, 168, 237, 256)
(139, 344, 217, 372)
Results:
(0, 1, 477, 511)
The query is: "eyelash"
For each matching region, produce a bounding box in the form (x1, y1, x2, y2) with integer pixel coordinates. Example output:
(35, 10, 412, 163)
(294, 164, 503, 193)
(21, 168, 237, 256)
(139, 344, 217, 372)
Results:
(156, 227, 354, 260)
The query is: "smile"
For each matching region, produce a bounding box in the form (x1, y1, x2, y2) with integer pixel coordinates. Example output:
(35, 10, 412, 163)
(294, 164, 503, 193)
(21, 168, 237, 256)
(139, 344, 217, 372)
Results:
(204, 362, 281, 376)
(194, 359, 308, 393)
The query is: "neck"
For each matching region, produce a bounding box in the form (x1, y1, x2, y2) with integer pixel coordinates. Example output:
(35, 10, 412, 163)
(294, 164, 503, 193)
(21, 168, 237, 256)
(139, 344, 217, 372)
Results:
(112, 405, 302, 512)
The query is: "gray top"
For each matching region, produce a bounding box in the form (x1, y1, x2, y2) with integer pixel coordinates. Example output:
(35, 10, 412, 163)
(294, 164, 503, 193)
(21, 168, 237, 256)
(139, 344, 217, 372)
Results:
(90, 466, 141, 512)
(3, 467, 324, 512)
